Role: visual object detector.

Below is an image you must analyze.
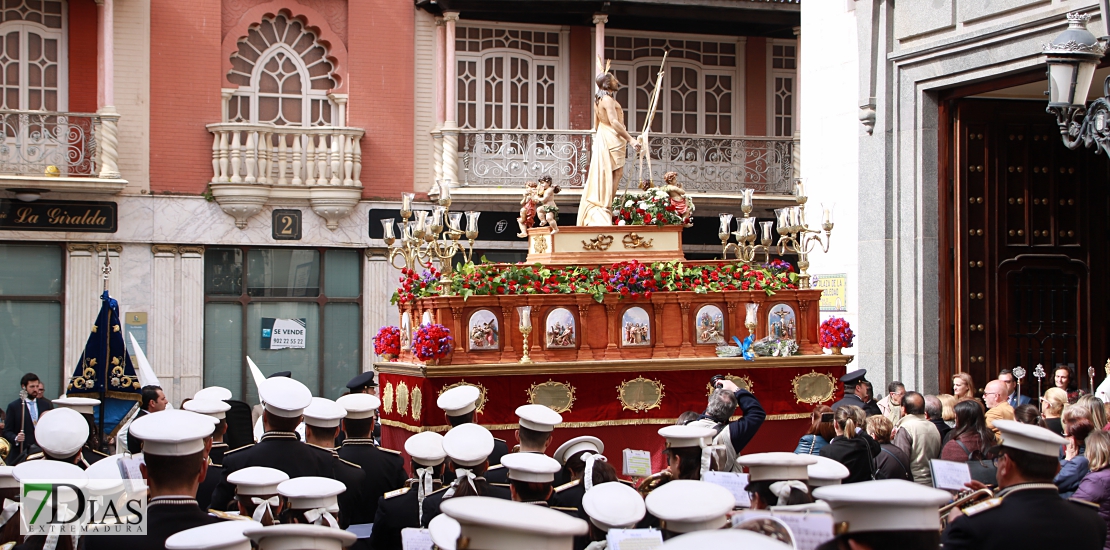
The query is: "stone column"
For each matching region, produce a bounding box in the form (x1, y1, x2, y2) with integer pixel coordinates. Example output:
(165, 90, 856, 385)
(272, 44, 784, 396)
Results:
(151, 245, 177, 399)
(178, 246, 205, 401)
(95, 0, 120, 179)
(593, 14, 607, 74)
(433, 17, 445, 185)
(365, 250, 400, 371)
(441, 12, 460, 188)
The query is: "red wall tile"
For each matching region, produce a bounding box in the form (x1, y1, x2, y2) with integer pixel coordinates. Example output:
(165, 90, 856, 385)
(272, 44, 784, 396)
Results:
(68, 0, 97, 113)
(568, 26, 591, 131)
(745, 37, 766, 136)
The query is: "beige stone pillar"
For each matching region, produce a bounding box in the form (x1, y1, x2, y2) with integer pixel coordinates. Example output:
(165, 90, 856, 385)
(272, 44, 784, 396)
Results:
(64, 245, 122, 384)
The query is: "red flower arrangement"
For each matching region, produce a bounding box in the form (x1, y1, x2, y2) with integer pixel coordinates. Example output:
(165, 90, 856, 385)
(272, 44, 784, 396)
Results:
(412, 323, 454, 363)
(373, 326, 401, 359)
(819, 317, 855, 349)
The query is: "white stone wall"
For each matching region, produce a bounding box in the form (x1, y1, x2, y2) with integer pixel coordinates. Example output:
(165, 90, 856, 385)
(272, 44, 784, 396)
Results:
(114, 0, 150, 193)
(413, 9, 437, 194)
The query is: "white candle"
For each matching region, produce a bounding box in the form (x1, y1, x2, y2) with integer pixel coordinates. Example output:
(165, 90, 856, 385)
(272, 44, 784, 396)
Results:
(741, 189, 754, 210)
(719, 213, 734, 237)
(794, 181, 806, 200)
(401, 192, 415, 213)
(517, 306, 532, 329)
(745, 303, 759, 324)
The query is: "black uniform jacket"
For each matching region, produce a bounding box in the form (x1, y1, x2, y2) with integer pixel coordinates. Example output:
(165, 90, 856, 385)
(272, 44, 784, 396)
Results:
(336, 438, 407, 525)
(85, 497, 223, 550)
(420, 484, 512, 527)
(306, 444, 367, 529)
(942, 483, 1106, 550)
(208, 442, 229, 465)
(370, 481, 445, 550)
(209, 432, 336, 510)
(196, 462, 222, 510)
(831, 393, 881, 416)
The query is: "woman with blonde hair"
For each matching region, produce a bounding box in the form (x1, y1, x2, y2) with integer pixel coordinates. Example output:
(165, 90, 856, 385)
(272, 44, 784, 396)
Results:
(938, 394, 957, 429)
(952, 372, 976, 401)
(1079, 394, 1110, 431)
(1042, 387, 1068, 436)
(1074, 431, 1110, 550)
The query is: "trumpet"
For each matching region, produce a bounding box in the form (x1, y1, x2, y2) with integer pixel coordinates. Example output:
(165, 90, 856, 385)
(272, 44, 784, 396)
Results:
(939, 487, 995, 528)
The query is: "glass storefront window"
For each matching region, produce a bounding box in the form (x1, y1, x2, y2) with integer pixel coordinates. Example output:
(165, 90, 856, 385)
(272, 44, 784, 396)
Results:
(0, 244, 63, 396)
(203, 247, 360, 401)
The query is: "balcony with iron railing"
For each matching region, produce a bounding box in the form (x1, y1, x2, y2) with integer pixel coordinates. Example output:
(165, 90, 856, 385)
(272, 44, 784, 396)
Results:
(0, 110, 126, 194)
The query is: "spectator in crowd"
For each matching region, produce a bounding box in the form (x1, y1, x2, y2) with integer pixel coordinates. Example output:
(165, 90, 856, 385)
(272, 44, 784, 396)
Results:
(859, 381, 881, 417)
(1014, 404, 1046, 428)
(1057, 408, 1096, 498)
(795, 405, 835, 456)
(865, 415, 912, 481)
(952, 372, 976, 402)
(1057, 366, 1086, 404)
(938, 394, 958, 429)
(1042, 387, 1068, 436)
(686, 379, 765, 472)
(820, 406, 879, 484)
(925, 395, 951, 443)
(675, 411, 700, 425)
(983, 380, 1015, 437)
(877, 381, 906, 424)
(1078, 395, 1110, 431)
(941, 399, 997, 462)
(1073, 430, 1110, 550)
(999, 369, 1031, 408)
(3, 373, 53, 464)
(893, 392, 942, 486)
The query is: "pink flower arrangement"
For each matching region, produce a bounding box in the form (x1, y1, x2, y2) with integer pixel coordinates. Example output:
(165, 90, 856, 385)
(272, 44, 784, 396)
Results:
(412, 323, 454, 362)
(819, 317, 854, 349)
(373, 326, 401, 358)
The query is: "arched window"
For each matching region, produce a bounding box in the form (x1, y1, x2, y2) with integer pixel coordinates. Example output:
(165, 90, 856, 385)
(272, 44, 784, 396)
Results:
(227, 14, 337, 126)
(0, 0, 65, 111)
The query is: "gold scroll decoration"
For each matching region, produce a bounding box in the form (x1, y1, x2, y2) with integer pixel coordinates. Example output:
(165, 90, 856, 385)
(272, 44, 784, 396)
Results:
(618, 377, 665, 413)
(382, 382, 395, 414)
(438, 381, 489, 413)
(582, 235, 614, 251)
(411, 386, 423, 422)
(705, 375, 754, 396)
(791, 371, 837, 404)
(526, 380, 576, 413)
(396, 381, 410, 417)
(622, 233, 654, 249)
(532, 236, 548, 254)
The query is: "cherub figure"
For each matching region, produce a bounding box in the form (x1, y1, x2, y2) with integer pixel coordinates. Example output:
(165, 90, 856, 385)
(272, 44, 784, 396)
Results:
(517, 181, 540, 237)
(537, 176, 562, 235)
(660, 171, 695, 227)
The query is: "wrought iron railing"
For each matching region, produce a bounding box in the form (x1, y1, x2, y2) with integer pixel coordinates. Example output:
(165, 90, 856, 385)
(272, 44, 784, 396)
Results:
(459, 130, 794, 193)
(0, 110, 105, 177)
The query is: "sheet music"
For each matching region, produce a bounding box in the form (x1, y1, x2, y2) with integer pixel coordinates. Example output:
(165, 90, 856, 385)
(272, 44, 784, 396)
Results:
(401, 528, 433, 550)
(732, 509, 834, 550)
(607, 528, 663, 550)
(929, 459, 972, 491)
(622, 449, 652, 478)
(701, 471, 751, 508)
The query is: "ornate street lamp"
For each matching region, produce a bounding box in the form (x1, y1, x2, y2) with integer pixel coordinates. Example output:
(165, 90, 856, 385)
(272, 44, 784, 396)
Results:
(1044, 12, 1110, 154)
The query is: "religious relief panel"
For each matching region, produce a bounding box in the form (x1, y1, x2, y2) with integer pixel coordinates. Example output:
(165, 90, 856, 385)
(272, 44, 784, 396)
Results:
(767, 304, 796, 340)
(695, 304, 725, 344)
(545, 308, 576, 349)
(621, 307, 651, 347)
(467, 309, 500, 351)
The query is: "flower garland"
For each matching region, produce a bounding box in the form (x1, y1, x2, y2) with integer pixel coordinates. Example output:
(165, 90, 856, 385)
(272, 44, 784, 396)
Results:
(611, 188, 687, 226)
(819, 317, 855, 349)
(373, 326, 401, 358)
(391, 259, 799, 305)
(394, 264, 442, 307)
(412, 323, 454, 362)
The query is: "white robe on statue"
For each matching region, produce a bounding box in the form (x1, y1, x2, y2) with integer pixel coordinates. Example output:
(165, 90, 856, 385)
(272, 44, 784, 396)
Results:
(577, 98, 629, 226)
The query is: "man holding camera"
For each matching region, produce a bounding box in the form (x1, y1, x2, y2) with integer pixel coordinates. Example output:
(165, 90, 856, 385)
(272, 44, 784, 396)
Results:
(684, 376, 766, 472)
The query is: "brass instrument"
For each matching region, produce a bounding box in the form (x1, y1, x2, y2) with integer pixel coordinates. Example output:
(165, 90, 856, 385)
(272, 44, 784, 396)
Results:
(939, 487, 995, 527)
(635, 470, 673, 497)
(0, 437, 9, 462)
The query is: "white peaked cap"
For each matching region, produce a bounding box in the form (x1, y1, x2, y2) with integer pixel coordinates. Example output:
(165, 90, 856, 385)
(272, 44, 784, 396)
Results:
(303, 397, 347, 428)
(515, 404, 563, 432)
(657, 425, 715, 449)
(227, 466, 289, 497)
(166, 519, 263, 550)
(84, 453, 136, 495)
(443, 423, 494, 467)
(35, 408, 89, 458)
(13, 461, 87, 504)
(808, 455, 850, 487)
(581, 481, 645, 532)
(438, 385, 481, 417)
(0, 466, 16, 490)
(245, 524, 356, 550)
(736, 452, 818, 482)
(258, 377, 313, 418)
(662, 530, 793, 549)
(404, 431, 446, 466)
(335, 393, 380, 420)
(277, 476, 345, 512)
(194, 386, 233, 401)
(428, 513, 461, 550)
(645, 480, 734, 534)
(183, 399, 231, 420)
(993, 419, 1068, 457)
(552, 436, 604, 464)
(129, 409, 215, 456)
(502, 452, 562, 483)
(441, 496, 588, 550)
(813, 479, 953, 534)
(52, 397, 100, 415)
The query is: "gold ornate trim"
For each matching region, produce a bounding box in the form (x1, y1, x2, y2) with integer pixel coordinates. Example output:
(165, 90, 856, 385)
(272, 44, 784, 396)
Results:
(791, 371, 837, 404)
(622, 233, 654, 249)
(178, 245, 205, 257)
(375, 354, 854, 377)
(438, 381, 488, 414)
(532, 235, 548, 253)
(525, 380, 576, 413)
(380, 412, 810, 433)
(582, 234, 614, 251)
(411, 386, 423, 422)
(618, 377, 665, 413)
(396, 381, 410, 417)
(150, 244, 178, 256)
(705, 375, 754, 396)
(382, 382, 395, 414)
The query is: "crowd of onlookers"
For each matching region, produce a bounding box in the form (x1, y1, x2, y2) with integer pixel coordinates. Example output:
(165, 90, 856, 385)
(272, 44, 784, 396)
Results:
(792, 365, 1110, 549)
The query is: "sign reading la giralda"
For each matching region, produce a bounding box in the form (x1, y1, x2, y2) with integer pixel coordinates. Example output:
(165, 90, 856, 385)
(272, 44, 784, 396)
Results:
(0, 199, 118, 232)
